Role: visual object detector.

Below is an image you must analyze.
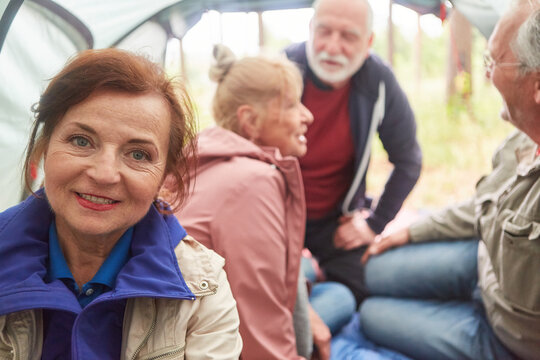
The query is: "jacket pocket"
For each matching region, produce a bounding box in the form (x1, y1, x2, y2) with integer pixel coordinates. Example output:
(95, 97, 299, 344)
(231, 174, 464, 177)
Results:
(139, 344, 185, 360)
(500, 218, 540, 313)
(0, 349, 13, 360)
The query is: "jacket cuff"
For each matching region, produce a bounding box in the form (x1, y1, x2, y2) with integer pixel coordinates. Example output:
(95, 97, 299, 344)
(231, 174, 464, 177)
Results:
(366, 215, 387, 235)
(409, 221, 436, 242)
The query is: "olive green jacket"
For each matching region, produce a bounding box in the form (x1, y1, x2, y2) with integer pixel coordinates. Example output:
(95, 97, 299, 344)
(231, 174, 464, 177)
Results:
(409, 130, 540, 360)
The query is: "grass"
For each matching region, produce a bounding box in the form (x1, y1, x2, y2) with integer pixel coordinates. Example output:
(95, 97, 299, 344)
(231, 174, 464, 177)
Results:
(366, 73, 513, 211)
(365, 21, 515, 212)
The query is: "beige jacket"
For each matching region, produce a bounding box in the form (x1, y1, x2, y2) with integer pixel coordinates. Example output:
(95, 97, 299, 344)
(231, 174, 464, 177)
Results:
(410, 130, 540, 360)
(0, 236, 242, 359)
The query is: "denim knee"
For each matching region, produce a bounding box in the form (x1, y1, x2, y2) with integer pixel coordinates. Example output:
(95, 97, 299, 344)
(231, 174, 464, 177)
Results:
(365, 240, 478, 299)
(310, 281, 356, 334)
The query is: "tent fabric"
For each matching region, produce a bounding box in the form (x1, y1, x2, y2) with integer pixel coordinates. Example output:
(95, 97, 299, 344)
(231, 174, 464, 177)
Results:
(0, 0, 509, 211)
(0, 1, 85, 209)
(395, 0, 509, 37)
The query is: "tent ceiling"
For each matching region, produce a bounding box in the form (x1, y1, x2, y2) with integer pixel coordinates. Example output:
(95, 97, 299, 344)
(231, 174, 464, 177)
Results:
(49, 0, 315, 49)
(1, 0, 511, 54)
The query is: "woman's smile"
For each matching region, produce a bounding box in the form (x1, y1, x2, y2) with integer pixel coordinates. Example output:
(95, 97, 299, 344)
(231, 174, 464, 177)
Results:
(44, 89, 171, 241)
(76, 192, 119, 211)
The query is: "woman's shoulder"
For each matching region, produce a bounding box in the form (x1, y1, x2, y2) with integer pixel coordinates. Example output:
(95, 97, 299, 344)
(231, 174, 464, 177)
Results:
(196, 154, 285, 197)
(174, 235, 226, 295)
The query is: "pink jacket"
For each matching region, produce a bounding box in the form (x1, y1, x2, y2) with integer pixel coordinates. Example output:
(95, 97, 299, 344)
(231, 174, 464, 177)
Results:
(175, 126, 306, 360)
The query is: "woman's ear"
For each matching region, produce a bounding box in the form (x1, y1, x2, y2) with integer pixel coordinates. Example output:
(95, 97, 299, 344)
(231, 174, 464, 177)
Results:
(236, 104, 260, 141)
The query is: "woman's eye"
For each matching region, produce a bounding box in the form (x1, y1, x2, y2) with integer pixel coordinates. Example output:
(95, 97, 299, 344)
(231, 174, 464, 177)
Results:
(131, 150, 148, 161)
(72, 136, 89, 147)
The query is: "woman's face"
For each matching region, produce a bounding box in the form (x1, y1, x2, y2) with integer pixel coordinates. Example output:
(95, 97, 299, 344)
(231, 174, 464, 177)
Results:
(255, 87, 313, 157)
(43, 90, 171, 241)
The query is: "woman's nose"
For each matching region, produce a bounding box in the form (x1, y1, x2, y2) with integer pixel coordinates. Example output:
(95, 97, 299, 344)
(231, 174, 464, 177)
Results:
(86, 151, 121, 184)
(301, 104, 314, 125)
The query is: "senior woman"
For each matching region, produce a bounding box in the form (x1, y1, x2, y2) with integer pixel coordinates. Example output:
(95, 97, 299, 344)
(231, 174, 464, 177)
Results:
(0, 48, 242, 359)
(174, 45, 355, 360)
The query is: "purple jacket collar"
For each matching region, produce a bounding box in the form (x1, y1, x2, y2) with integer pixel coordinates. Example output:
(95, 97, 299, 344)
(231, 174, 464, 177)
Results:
(0, 189, 194, 316)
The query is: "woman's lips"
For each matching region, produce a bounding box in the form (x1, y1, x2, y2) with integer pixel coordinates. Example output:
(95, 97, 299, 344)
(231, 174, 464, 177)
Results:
(75, 192, 119, 211)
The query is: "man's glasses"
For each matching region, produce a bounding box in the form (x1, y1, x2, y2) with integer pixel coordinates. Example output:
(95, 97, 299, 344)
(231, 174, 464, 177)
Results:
(483, 50, 522, 75)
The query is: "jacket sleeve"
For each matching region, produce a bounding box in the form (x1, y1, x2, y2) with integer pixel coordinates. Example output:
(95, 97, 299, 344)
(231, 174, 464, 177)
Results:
(210, 168, 305, 360)
(366, 69, 422, 234)
(407, 131, 525, 243)
(409, 198, 477, 242)
(185, 268, 243, 360)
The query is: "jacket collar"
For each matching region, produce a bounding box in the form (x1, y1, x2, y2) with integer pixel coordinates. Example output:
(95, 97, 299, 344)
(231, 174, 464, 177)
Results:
(0, 189, 194, 316)
(196, 127, 305, 204)
(515, 136, 540, 176)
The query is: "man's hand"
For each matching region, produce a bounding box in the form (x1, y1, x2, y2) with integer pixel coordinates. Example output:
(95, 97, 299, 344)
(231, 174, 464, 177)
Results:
(333, 211, 376, 250)
(308, 306, 331, 360)
(361, 227, 410, 264)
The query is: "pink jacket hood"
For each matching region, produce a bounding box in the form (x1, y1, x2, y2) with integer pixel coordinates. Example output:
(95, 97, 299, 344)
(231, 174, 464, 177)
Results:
(196, 126, 288, 167)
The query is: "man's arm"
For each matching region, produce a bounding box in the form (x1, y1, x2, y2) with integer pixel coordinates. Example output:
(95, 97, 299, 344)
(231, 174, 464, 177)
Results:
(366, 66, 422, 234)
(363, 198, 477, 262)
(409, 199, 477, 242)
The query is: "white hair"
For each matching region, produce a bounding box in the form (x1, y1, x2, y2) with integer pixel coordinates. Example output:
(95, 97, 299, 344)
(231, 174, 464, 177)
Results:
(312, 0, 374, 34)
(512, 8, 540, 74)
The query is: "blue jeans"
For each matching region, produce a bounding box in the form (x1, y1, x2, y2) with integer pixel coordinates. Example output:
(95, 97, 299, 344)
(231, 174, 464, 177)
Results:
(310, 281, 356, 335)
(360, 240, 518, 360)
(302, 257, 356, 335)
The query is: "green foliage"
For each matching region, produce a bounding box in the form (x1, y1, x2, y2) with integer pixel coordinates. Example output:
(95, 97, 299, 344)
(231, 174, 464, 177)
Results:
(367, 22, 514, 210)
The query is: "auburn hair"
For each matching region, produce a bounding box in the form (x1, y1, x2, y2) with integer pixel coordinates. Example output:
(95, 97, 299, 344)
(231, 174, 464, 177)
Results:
(24, 48, 197, 212)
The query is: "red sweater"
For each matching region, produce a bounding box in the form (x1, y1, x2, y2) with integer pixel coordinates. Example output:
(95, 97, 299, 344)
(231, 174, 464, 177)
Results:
(300, 78, 355, 219)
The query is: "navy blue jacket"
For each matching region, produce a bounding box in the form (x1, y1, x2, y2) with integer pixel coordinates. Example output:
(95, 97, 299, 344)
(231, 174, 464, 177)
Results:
(0, 190, 195, 359)
(286, 42, 422, 233)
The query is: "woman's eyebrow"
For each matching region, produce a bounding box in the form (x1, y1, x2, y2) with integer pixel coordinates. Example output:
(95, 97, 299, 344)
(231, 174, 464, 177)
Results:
(127, 138, 158, 150)
(71, 122, 97, 135)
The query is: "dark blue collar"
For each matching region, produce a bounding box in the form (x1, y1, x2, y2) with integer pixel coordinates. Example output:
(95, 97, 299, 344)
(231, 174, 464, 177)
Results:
(48, 223, 132, 293)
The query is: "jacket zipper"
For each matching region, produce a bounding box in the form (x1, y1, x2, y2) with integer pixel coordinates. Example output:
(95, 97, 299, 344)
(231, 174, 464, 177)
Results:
(128, 290, 213, 359)
(5, 321, 20, 360)
(130, 299, 157, 360)
(147, 345, 185, 359)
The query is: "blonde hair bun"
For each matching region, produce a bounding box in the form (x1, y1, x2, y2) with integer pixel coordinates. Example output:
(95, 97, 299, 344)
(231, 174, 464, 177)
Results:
(209, 44, 236, 83)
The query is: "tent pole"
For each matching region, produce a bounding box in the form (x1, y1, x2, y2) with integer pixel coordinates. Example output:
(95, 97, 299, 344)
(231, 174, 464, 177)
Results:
(219, 12, 224, 44)
(179, 37, 186, 77)
(446, 8, 472, 102)
(414, 13, 422, 92)
(0, 0, 24, 52)
(257, 11, 264, 48)
(387, 0, 394, 67)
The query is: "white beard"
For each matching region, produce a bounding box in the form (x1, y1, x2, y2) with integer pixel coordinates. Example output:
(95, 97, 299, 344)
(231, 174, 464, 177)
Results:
(306, 42, 366, 86)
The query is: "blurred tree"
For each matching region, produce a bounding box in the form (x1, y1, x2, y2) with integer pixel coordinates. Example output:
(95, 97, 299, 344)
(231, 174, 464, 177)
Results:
(446, 8, 472, 101)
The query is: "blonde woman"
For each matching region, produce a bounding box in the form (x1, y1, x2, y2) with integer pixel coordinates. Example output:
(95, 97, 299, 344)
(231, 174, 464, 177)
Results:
(175, 45, 348, 359)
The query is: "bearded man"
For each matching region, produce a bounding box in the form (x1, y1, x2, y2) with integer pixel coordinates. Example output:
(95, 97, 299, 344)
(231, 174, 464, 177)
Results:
(285, 0, 422, 306)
